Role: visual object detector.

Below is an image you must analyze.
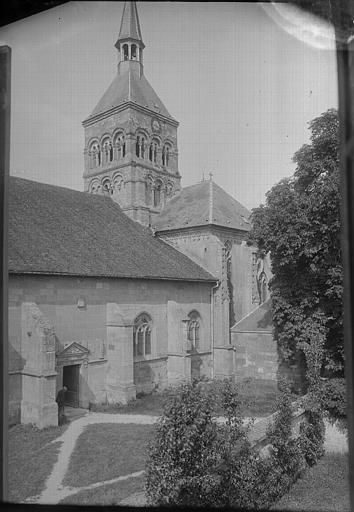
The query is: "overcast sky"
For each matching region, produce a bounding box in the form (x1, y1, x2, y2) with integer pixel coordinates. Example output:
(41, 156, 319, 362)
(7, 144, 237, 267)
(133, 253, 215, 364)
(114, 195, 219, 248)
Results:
(1, 1, 338, 210)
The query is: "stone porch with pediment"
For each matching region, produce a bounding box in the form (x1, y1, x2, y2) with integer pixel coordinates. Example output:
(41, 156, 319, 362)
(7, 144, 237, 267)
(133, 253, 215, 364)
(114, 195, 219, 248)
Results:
(56, 342, 90, 409)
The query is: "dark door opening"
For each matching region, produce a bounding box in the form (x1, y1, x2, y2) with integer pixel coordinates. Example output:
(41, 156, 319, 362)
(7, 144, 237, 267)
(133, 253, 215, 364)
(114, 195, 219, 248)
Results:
(63, 364, 80, 407)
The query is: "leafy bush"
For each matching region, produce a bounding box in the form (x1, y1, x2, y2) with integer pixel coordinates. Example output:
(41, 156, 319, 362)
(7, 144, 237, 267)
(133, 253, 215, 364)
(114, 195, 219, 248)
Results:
(321, 377, 347, 421)
(298, 411, 325, 467)
(145, 381, 219, 506)
(264, 386, 306, 503)
(249, 109, 344, 379)
(145, 379, 325, 508)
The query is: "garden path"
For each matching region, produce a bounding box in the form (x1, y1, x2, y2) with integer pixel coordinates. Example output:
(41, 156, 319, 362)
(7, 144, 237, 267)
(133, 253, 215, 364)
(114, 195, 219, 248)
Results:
(30, 412, 159, 505)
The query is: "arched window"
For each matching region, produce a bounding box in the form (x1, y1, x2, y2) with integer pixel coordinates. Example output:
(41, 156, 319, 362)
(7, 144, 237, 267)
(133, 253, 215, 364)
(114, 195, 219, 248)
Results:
(149, 140, 159, 163)
(89, 141, 100, 168)
(145, 176, 153, 205)
(131, 44, 137, 60)
(114, 133, 126, 159)
(102, 178, 113, 196)
(154, 180, 162, 207)
(187, 311, 201, 350)
(89, 179, 100, 193)
(136, 135, 146, 159)
(113, 174, 123, 191)
(102, 137, 113, 164)
(123, 44, 129, 61)
(166, 182, 173, 198)
(162, 144, 171, 167)
(133, 314, 152, 357)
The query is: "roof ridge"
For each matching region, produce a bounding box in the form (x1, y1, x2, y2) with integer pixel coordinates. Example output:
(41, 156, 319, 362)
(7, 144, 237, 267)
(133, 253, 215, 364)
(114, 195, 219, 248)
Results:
(209, 174, 213, 224)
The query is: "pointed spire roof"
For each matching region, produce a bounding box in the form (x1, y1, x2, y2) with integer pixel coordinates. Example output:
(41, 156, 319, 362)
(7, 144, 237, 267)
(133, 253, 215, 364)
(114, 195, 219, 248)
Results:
(116, 1, 144, 47)
(153, 180, 252, 232)
(84, 67, 175, 122)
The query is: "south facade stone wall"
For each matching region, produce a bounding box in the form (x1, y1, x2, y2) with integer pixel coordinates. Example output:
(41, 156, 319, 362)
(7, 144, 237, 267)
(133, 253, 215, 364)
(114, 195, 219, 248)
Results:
(134, 357, 168, 394)
(9, 274, 212, 423)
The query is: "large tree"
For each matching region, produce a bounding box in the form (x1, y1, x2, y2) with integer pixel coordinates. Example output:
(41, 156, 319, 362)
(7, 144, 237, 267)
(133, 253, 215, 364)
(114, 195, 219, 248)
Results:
(249, 109, 343, 382)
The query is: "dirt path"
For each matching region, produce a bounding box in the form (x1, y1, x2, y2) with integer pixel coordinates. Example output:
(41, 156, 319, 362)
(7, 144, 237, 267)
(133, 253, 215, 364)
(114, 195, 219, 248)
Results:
(33, 412, 159, 505)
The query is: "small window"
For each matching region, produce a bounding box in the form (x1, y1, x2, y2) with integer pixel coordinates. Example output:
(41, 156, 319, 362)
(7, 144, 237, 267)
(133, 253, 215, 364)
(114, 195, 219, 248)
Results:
(102, 178, 112, 196)
(102, 138, 113, 164)
(123, 44, 129, 61)
(113, 174, 123, 193)
(145, 177, 153, 204)
(154, 181, 162, 207)
(162, 144, 170, 167)
(114, 133, 126, 159)
(187, 311, 201, 350)
(166, 183, 173, 198)
(149, 141, 158, 163)
(136, 135, 146, 158)
(89, 180, 100, 193)
(133, 314, 152, 358)
(89, 142, 100, 168)
(131, 44, 137, 60)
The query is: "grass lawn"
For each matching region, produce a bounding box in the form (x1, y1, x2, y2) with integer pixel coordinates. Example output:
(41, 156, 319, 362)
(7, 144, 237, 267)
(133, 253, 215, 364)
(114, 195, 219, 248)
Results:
(62, 453, 350, 508)
(90, 391, 164, 415)
(63, 423, 154, 488)
(90, 379, 283, 417)
(272, 453, 350, 511)
(8, 424, 65, 503)
(60, 475, 145, 505)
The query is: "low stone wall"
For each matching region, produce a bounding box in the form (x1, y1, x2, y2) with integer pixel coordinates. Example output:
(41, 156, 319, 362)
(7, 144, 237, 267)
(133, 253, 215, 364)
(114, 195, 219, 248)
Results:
(250, 403, 307, 456)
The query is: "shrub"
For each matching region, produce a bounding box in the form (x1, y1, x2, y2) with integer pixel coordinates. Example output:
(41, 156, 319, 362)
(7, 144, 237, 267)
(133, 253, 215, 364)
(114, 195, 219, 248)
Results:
(298, 411, 325, 466)
(145, 381, 219, 506)
(265, 385, 306, 501)
(145, 379, 325, 509)
(321, 377, 347, 421)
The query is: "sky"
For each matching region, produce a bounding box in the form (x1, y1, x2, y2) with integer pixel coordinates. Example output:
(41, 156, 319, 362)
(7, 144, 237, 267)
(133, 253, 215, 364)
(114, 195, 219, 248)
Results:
(0, 1, 338, 210)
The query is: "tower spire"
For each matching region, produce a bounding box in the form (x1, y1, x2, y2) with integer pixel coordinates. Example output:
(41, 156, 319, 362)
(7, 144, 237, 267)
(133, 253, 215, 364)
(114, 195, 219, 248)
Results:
(115, 2, 145, 74)
(115, 1, 145, 51)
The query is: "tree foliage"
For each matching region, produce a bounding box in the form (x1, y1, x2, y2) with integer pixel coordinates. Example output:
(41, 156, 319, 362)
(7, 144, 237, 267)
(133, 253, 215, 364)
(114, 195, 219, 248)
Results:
(249, 109, 343, 381)
(145, 379, 325, 508)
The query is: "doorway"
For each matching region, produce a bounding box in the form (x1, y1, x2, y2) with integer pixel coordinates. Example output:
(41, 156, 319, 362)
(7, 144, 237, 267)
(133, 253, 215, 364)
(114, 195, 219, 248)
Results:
(63, 364, 80, 407)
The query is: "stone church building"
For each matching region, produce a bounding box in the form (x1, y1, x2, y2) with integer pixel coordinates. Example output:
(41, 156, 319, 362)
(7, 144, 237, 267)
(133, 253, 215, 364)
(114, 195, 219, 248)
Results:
(8, 1, 275, 428)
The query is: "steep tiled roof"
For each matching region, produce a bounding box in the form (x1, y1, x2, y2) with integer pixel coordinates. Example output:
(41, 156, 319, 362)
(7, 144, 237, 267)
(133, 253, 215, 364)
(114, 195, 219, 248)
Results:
(86, 68, 173, 121)
(8, 177, 216, 282)
(153, 180, 251, 232)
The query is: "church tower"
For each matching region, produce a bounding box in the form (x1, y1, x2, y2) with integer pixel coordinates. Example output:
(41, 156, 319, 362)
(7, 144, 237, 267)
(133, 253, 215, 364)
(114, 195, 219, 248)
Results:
(82, 1, 181, 226)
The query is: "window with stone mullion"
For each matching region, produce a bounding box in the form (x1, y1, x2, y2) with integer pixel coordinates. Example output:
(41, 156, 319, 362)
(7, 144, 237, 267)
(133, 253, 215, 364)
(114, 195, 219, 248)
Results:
(133, 316, 152, 357)
(188, 320, 200, 350)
